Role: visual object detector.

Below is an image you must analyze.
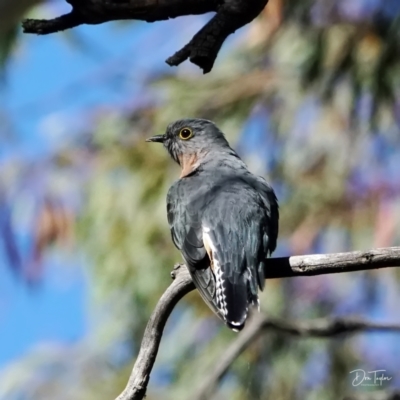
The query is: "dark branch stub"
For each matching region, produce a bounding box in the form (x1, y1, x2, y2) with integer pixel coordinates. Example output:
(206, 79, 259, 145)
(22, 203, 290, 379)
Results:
(21, 0, 269, 73)
(166, 0, 269, 73)
(22, 11, 84, 34)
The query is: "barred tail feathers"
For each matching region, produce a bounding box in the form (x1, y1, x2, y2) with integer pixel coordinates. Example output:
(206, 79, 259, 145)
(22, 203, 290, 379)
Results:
(203, 226, 255, 331)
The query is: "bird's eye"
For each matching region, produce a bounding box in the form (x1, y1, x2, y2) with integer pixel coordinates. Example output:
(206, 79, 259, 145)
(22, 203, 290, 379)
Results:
(179, 128, 193, 140)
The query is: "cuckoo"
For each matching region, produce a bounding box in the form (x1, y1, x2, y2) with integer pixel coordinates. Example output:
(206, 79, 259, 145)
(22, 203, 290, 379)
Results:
(147, 119, 279, 331)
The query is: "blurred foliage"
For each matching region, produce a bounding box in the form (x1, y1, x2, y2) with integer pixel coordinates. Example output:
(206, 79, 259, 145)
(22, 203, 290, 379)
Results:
(0, 0, 44, 66)
(1, 0, 400, 399)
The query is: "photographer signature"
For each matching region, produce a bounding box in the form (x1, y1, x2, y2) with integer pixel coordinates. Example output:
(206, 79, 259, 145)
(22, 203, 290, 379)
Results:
(349, 369, 392, 387)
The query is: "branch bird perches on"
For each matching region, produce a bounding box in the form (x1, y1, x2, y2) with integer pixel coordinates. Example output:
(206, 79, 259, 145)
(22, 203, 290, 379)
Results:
(21, 0, 269, 73)
(116, 246, 400, 400)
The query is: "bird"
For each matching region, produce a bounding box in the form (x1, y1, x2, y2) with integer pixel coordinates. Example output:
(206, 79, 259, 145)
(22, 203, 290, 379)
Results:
(147, 118, 279, 331)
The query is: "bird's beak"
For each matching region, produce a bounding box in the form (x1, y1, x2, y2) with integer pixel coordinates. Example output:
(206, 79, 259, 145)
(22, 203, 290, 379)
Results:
(146, 134, 165, 143)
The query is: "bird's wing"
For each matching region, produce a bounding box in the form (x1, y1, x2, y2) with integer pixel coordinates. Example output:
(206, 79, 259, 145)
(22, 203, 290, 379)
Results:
(166, 182, 225, 322)
(201, 187, 268, 330)
(244, 174, 279, 290)
(167, 178, 277, 331)
(251, 175, 279, 253)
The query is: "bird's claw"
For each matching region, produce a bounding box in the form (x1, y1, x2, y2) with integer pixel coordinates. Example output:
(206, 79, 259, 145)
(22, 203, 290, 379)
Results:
(171, 263, 183, 279)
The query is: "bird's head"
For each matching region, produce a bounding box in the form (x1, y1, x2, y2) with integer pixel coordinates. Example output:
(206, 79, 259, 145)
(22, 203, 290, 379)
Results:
(146, 118, 232, 177)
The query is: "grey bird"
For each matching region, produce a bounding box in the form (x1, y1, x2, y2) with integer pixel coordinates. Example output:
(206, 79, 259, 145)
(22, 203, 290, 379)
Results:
(147, 119, 279, 331)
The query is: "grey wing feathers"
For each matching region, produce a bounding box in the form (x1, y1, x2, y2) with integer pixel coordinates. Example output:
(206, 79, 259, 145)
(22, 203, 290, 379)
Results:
(202, 188, 270, 329)
(252, 175, 279, 254)
(166, 185, 184, 250)
(166, 174, 279, 331)
(167, 182, 224, 321)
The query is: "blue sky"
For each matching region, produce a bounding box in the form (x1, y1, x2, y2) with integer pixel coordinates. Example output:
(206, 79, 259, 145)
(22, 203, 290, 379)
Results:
(0, 7, 212, 368)
(1, 0, 399, 387)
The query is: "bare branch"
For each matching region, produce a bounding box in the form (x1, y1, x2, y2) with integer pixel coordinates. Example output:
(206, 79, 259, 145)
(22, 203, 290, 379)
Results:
(264, 247, 400, 278)
(166, 0, 268, 73)
(22, 11, 84, 34)
(193, 314, 400, 400)
(115, 246, 400, 400)
(21, 0, 268, 73)
(115, 264, 194, 400)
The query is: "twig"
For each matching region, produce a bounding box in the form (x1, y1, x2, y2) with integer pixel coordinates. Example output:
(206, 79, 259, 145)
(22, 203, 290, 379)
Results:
(192, 312, 267, 400)
(193, 314, 400, 400)
(21, 0, 269, 73)
(343, 391, 400, 400)
(115, 246, 400, 400)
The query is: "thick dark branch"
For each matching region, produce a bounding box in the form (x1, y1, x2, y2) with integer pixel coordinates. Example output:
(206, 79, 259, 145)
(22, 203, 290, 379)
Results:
(166, 0, 269, 73)
(21, 0, 268, 73)
(22, 0, 217, 29)
(22, 11, 84, 34)
(115, 246, 400, 400)
(193, 314, 400, 400)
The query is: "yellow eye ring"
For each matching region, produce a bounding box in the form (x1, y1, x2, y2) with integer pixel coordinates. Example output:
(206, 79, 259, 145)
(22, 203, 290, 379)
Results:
(179, 127, 193, 140)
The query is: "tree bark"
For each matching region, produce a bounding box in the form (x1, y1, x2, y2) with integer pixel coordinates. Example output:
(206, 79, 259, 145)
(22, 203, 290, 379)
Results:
(115, 246, 400, 400)
(22, 0, 269, 73)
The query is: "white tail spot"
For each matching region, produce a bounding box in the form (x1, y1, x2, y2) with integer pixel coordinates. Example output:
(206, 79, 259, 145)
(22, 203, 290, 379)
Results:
(203, 226, 228, 318)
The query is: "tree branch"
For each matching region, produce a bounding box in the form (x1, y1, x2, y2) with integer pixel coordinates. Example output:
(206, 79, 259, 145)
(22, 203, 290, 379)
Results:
(165, 0, 268, 73)
(22, 11, 84, 35)
(263, 247, 400, 278)
(344, 391, 400, 400)
(115, 264, 194, 400)
(115, 246, 400, 400)
(193, 314, 400, 400)
(21, 0, 269, 73)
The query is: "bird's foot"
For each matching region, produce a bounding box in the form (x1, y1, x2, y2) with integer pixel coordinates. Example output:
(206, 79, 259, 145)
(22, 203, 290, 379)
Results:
(171, 263, 183, 280)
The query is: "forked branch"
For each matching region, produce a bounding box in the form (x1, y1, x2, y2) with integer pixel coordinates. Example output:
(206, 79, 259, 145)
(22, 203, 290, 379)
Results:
(115, 247, 400, 400)
(193, 313, 400, 400)
(22, 0, 269, 73)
